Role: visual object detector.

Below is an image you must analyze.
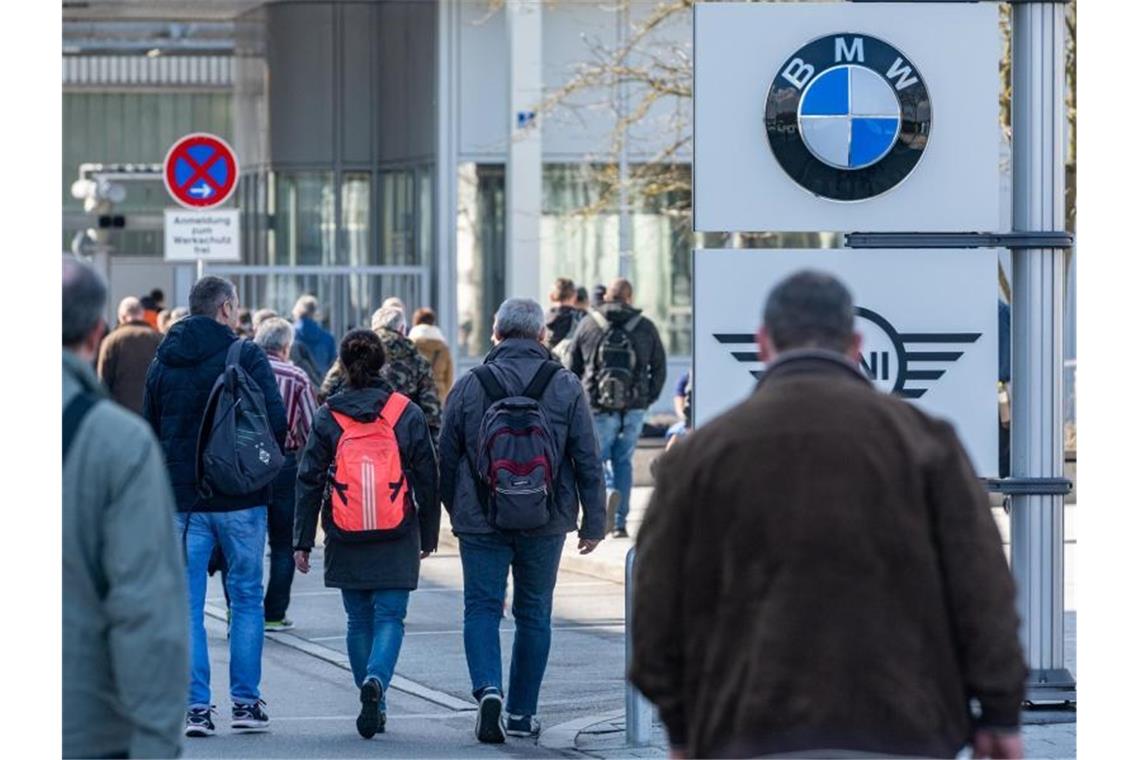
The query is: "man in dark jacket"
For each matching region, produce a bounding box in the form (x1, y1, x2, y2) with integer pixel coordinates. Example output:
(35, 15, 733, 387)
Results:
(143, 275, 288, 738)
(545, 276, 582, 349)
(292, 294, 337, 376)
(63, 257, 187, 759)
(97, 295, 163, 414)
(630, 271, 1026, 759)
(439, 297, 606, 743)
(567, 277, 667, 537)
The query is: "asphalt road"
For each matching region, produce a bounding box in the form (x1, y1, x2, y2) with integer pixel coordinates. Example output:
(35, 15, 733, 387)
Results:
(182, 543, 627, 758)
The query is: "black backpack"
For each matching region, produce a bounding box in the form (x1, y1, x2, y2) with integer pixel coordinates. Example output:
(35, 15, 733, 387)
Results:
(195, 339, 284, 499)
(470, 361, 561, 532)
(589, 309, 641, 412)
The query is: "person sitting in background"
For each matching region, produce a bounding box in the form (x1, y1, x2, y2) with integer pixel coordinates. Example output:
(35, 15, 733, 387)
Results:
(294, 329, 440, 739)
(97, 296, 163, 415)
(292, 294, 338, 377)
(664, 369, 691, 451)
(64, 257, 187, 759)
(409, 307, 455, 403)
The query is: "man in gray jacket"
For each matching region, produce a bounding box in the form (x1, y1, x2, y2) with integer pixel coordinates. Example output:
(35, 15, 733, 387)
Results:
(62, 256, 188, 759)
(439, 298, 606, 744)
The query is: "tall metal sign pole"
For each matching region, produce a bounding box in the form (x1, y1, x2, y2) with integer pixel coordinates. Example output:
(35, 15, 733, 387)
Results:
(1010, 1, 1075, 701)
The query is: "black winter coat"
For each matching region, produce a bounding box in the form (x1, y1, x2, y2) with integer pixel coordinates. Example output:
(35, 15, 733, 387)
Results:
(566, 302, 668, 411)
(294, 381, 441, 590)
(143, 316, 288, 513)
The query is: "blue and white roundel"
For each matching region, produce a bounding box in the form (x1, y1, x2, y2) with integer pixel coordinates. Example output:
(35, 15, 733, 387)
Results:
(796, 65, 901, 171)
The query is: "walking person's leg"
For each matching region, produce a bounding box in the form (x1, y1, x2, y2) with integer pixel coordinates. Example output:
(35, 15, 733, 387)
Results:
(609, 409, 646, 535)
(504, 533, 567, 736)
(341, 589, 386, 739)
(215, 507, 269, 731)
(458, 533, 513, 743)
(264, 454, 298, 628)
(593, 412, 621, 533)
(175, 512, 218, 735)
(367, 589, 410, 694)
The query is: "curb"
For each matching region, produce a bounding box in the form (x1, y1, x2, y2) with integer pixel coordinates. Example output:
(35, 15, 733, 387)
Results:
(539, 708, 625, 752)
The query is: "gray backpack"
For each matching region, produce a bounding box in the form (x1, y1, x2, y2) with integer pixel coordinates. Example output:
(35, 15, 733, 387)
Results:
(196, 340, 284, 498)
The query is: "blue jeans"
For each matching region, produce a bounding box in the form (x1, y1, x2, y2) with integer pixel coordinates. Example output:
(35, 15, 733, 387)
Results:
(458, 532, 566, 717)
(341, 589, 410, 696)
(593, 409, 647, 531)
(175, 507, 267, 709)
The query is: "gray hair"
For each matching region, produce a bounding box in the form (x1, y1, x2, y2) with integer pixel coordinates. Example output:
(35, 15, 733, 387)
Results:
(381, 296, 404, 312)
(493, 298, 545, 341)
(252, 308, 278, 329)
(254, 317, 294, 356)
(189, 275, 237, 317)
(293, 294, 319, 320)
(169, 306, 189, 323)
(62, 256, 107, 346)
(118, 296, 144, 323)
(371, 305, 406, 334)
(762, 270, 855, 354)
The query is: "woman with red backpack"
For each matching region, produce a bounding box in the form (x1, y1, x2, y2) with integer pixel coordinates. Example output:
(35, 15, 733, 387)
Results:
(293, 329, 440, 739)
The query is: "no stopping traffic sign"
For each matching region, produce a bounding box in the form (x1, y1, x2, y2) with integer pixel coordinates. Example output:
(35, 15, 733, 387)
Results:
(162, 133, 239, 209)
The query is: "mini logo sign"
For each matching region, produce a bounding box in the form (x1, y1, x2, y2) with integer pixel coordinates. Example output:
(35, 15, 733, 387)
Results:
(765, 34, 932, 201)
(713, 307, 978, 399)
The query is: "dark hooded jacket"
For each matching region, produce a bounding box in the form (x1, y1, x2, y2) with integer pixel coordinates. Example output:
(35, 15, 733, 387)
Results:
(294, 316, 337, 377)
(545, 304, 583, 348)
(566, 302, 668, 411)
(629, 351, 1026, 759)
(143, 315, 288, 513)
(438, 338, 606, 540)
(294, 380, 440, 590)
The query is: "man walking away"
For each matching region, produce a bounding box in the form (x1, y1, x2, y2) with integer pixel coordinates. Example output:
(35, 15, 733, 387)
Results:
(97, 296, 163, 414)
(545, 277, 582, 351)
(292, 294, 337, 377)
(322, 306, 443, 443)
(143, 275, 288, 737)
(630, 271, 1027, 759)
(439, 298, 606, 743)
(567, 277, 666, 538)
(409, 306, 455, 404)
(63, 257, 187, 759)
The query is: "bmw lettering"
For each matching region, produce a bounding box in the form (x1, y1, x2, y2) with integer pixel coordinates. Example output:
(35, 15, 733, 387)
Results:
(765, 34, 932, 201)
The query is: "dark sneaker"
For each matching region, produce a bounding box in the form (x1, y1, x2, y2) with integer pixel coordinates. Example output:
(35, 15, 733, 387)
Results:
(611, 528, 629, 539)
(264, 619, 295, 632)
(475, 689, 505, 744)
(232, 700, 270, 732)
(505, 713, 541, 738)
(604, 491, 620, 534)
(184, 706, 215, 738)
(357, 678, 385, 739)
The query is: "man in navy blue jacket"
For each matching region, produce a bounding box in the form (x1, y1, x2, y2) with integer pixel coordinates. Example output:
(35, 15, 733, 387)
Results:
(143, 276, 287, 738)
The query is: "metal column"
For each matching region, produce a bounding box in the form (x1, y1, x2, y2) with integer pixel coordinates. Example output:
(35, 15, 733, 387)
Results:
(1010, 0, 1074, 702)
(617, 1, 633, 280)
(505, 0, 543, 303)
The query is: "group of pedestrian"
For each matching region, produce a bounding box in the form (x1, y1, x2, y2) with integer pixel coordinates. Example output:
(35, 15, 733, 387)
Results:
(64, 253, 1028, 759)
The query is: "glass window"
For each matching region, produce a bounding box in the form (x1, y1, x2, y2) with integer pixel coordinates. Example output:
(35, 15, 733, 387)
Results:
(342, 172, 371, 266)
(456, 163, 506, 358)
(380, 170, 416, 266)
(418, 166, 435, 305)
(274, 172, 335, 266)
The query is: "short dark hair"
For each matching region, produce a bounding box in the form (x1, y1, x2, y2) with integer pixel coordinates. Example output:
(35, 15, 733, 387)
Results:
(607, 277, 633, 303)
(412, 307, 436, 326)
(575, 286, 589, 305)
(762, 270, 855, 354)
(149, 288, 165, 303)
(189, 275, 237, 317)
(62, 256, 107, 346)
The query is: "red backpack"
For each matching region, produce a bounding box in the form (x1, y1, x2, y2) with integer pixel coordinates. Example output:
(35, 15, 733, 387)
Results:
(327, 393, 414, 541)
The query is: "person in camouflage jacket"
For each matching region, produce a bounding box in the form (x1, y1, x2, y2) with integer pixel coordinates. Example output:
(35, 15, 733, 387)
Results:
(320, 306, 442, 442)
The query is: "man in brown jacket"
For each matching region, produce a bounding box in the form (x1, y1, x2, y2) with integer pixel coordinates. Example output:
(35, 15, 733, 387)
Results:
(97, 296, 163, 414)
(630, 271, 1026, 759)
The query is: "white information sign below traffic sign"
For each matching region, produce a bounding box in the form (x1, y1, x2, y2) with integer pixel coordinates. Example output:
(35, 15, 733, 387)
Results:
(693, 2, 1000, 232)
(164, 209, 241, 262)
(693, 248, 998, 475)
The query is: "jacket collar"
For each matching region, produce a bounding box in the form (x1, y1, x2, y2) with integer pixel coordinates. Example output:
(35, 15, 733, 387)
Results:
(756, 349, 871, 390)
(484, 337, 551, 364)
(63, 351, 106, 398)
(408, 324, 446, 343)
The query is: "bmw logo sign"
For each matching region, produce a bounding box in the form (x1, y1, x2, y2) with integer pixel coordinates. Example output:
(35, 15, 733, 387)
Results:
(765, 34, 932, 201)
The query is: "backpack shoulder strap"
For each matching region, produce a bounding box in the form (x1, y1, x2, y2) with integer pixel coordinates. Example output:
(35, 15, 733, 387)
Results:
(588, 309, 608, 331)
(523, 361, 561, 401)
(623, 314, 642, 333)
(379, 392, 411, 426)
(331, 409, 367, 436)
(63, 392, 99, 461)
(225, 338, 244, 368)
(472, 365, 508, 403)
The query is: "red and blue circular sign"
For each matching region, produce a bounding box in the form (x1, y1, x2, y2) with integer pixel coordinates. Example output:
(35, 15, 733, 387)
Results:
(162, 133, 239, 209)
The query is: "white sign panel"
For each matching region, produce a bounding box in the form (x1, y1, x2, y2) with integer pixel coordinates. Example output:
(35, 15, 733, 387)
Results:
(693, 249, 998, 475)
(164, 209, 241, 262)
(694, 2, 1000, 232)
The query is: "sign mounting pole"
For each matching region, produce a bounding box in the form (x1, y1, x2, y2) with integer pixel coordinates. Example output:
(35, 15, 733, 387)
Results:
(1010, 0, 1074, 702)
